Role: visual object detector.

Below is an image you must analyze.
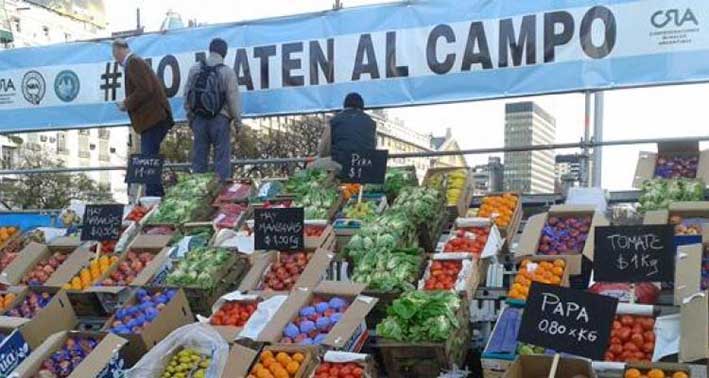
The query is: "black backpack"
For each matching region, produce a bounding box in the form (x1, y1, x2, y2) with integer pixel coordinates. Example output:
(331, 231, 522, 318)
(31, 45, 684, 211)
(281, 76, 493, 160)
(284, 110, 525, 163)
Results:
(188, 62, 226, 119)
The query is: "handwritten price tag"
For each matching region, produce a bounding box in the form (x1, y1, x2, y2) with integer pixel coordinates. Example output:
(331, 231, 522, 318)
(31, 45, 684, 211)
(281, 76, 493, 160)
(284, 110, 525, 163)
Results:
(81, 204, 123, 241)
(254, 208, 304, 251)
(594, 225, 675, 282)
(339, 150, 388, 184)
(518, 283, 618, 360)
(126, 154, 164, 185)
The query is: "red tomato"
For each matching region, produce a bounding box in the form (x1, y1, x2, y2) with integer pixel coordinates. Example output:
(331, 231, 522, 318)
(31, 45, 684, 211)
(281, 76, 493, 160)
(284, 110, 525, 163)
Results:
(620, 315, 634, 326)
(623, 342, 638, 353)
(630, 333, 644, 348)
(352, 367, 363, 378)
(643, 331, 655, 343)
(329, 366, 340, 376)
(618, 327, 631, 342)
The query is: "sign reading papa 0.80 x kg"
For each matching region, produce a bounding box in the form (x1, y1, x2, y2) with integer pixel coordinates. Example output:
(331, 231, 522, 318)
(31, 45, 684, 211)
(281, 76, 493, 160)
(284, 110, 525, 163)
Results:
(518, 283, 618, 360)
(254, 207, 304, 251)
(593, 225, 675, 283)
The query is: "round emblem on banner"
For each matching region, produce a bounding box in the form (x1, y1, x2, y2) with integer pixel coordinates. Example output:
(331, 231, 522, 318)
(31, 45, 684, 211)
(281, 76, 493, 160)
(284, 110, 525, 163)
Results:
(21, 70, 46, 105)
(54, 70, 80, 103)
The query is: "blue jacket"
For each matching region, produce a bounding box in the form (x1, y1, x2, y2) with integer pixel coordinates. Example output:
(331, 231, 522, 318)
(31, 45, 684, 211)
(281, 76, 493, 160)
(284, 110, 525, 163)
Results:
(329, 108, 377, 161)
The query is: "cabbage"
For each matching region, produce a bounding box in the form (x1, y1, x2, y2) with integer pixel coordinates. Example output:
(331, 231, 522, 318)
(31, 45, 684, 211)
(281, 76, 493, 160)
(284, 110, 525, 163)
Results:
(376, 291, 461, 342)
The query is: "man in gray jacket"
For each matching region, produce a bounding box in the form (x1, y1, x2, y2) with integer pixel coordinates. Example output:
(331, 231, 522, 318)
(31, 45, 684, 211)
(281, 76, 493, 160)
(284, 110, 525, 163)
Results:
(184, 38, 241, 181)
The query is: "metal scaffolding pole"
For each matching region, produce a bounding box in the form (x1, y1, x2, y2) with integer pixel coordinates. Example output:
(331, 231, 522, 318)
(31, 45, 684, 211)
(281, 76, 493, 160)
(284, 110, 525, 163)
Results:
(583, 92, 592, 187)
(592, 92, 605, 187)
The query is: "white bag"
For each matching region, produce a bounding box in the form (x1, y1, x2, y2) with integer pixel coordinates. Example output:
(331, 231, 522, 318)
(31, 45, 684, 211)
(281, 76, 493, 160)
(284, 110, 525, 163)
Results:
(124, 323, 229, 378)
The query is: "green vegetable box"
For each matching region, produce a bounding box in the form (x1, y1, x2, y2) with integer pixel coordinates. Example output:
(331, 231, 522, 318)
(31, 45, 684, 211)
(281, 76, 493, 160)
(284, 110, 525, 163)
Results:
(159, 247, 246, 315)
(375, 291, 470, 378)
(147, 174, 219, 226)
(334, 194, 388, 235)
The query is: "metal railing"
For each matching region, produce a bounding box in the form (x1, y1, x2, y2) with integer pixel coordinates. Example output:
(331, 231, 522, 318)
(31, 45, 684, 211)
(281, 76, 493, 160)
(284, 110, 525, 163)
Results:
(0, 135, 707, 176)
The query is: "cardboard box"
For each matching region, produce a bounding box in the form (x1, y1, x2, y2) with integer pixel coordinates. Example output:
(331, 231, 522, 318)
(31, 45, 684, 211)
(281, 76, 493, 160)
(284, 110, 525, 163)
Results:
(624, 362, 693, 378)
(476, 192, 523, 245)
(643, 201, 709, 234)
(102, 288, 194, 364)
(312, 351, 378, 378)
(222, 343, 260, 378)
(213, 179, 256, 206)
(516, 205, 609, 269)
(129, 231, 174, 251)
(0, 242, 89, 286)
(90, 247, 171, 293)
(675, 243, 704, 305)
(633, 140, 709, 188)
(10, 331, 127, 378)
(445, 218, 504, 258)
(47, 236, 83, 251)
(0, 325, 34, 376)
(0, 287, 77, 348)
(680, 291, 709, 363)
(502, 355, 597, 378)
(257, 281, 377, 352)
(250, 345, 319, 378)
(417, 254, 481, 301)
(238, 248, 334, 294)
(305, 224, 336, 251)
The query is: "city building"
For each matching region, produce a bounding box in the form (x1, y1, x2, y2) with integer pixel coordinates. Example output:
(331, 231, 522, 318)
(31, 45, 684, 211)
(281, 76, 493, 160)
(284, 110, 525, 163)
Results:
(0, 1, 131, 202)
(370, 109, 434, 180)
(555, 153, 585, 194)
(503, 101, 556, 194)
(430, 128, 467, 169)
(471, 157, 504, 195)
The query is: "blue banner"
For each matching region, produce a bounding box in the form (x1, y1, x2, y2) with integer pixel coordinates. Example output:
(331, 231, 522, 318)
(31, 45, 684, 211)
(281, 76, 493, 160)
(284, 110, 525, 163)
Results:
(0, 0, 708, 132)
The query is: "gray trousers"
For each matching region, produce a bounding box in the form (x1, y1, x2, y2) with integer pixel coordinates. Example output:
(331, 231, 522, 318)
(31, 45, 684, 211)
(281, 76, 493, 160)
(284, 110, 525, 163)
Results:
(191, 114, 232, 181)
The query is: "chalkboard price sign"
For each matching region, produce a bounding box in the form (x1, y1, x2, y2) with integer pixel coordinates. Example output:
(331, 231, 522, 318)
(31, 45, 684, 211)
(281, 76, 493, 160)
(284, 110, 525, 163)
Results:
(126, 154, 164, 185)
(594, 225, 675, 282)
(254, 208, 304, 251)
(518, 283, 618, 360)
(80, 204, 124, 242)
(340, 150, 388, 184)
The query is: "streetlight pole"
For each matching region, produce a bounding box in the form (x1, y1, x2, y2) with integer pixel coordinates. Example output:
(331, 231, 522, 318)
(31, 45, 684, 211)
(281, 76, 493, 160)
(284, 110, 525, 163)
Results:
(333, 0, 343, 10)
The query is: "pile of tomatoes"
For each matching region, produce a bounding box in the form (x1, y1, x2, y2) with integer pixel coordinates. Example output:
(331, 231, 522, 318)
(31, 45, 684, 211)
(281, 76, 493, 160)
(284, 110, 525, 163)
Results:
(125, 205, 151, 222)
(210, 301, 258, 327)
(443, 228, 489, 256)
(313, 362, 364, 378)
(423, 260, 462, 290)
(605, 314, 656, 362)
(305, 226, 325, 238)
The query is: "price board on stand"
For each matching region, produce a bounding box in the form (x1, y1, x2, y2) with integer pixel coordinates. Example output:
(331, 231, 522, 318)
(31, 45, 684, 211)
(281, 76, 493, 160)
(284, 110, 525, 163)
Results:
(518, 283, 618, 360)
(594, 225, 675, 282)
(339, 150, 388, 184)
(254, 208, 304, 251)
(126, 154, 164, 185)
(81, 204, 124, 242)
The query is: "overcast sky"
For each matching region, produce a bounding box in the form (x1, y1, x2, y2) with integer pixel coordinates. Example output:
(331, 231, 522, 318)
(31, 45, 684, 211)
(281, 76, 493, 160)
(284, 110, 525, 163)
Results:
(105, 0, 709, 191)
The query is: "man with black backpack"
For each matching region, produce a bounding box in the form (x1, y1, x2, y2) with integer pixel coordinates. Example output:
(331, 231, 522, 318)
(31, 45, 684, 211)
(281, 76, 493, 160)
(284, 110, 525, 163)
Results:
(184, 38, 241, 182)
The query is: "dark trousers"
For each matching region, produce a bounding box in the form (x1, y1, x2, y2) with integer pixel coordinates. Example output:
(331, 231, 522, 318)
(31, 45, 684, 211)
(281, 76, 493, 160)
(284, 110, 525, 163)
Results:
(191, 114, 232, 181)
(140, 120, 171, 196)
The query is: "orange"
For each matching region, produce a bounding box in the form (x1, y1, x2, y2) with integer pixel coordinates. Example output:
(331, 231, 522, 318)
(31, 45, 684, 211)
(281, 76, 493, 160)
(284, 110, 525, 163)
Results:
(647, 369, 665, 378)
(253, 363, 264, 372)
(274, 370, 288, 378)
(292, 353, 304, 363)
(286, 361, 300, 375)
(625, 369, 642, 378)
(549, 276, 562, 285)
(672, 372, 689, 378)
(261, 350, 274, 361)
(262, 357, 276, 369)
(275, 352, 290, 365)
(553, 259, 566, 268)
(552, 267, 564, 276)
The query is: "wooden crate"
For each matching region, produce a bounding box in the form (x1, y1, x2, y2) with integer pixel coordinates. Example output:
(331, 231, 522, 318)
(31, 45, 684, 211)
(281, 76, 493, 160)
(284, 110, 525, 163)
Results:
(418, 207, 447, 252)
(362, 290, 402, 329)
(423, 167, 473, 221)
(376, 300, 470, 378)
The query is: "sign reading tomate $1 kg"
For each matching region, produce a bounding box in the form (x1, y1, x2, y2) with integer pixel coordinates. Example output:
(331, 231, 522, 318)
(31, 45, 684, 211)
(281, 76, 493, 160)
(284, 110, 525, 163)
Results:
(594, 225, 675, 283)
(254, 208, 304, 251)
(518, 283, 618, 360)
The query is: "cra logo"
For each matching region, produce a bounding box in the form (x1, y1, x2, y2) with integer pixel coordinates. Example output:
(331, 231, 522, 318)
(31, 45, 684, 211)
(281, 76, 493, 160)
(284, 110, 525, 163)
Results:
(21, 70, 46, 105)
(651, 8, 699, 28)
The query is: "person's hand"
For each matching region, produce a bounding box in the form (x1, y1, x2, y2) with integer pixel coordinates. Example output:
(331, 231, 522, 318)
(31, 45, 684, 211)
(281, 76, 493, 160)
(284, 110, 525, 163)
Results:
(116, 101, 126, 112)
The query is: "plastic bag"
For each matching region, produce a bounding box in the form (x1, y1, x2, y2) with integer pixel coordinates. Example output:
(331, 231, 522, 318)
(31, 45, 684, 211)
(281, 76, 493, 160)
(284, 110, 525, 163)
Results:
(124, 323, 229, 378)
